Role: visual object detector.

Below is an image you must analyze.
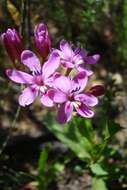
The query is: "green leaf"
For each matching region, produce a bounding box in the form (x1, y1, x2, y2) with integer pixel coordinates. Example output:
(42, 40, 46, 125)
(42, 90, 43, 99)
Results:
(38, 147, 49, 189)
(92, 177, 107, 190)
(43, 114, 93, 161)
(104, 120, 123, 140)
(90, 163, 108, 176)
(38, 148, 48, 177)
(53, 163, 64, 173)
(106, 121, 123, 138)
(74, 117, 94, 142)
(108, 121, 123, 136)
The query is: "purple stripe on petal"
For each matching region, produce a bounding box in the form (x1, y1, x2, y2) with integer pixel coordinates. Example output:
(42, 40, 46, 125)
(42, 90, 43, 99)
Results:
(73, 48, 88, 64)
(61, 60, 74, 68)
(74, 93, 98, 107)
(52, 49, 64, 58)
(6, 69, 33, 84)
(85, 54, 100, 64)
(74, 47, 88, 58)
(57, 101, 73, 124)
(53, 72, 61, 80)
(75, 104, 94, 118)
(18, 86, 38, 106)
(21, 50, 41, 73)
(60, 40, 74, 59)
(72, 71, 88, 93)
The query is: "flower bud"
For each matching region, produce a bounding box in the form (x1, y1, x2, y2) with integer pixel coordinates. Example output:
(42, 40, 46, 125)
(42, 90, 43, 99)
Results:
(34, 23, 51, 59)
(89, 85, 105, 97)
(1, 28, 23, 63)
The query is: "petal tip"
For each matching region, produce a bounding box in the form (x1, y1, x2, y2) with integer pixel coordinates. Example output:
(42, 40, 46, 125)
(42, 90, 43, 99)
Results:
(21, 50, 32, 59)
(52, 51, 60, 58)
(93, 54, 100, 62)
(6, 69, 12, 77)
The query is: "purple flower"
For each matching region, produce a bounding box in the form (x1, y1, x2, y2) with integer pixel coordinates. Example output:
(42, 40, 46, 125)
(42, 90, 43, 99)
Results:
(6, 50, 60, 107)
(1, 28, 23, 63)
(34, 23, 51, 59)
(48, 71, 98, 124)
(56, 40, 100, 76)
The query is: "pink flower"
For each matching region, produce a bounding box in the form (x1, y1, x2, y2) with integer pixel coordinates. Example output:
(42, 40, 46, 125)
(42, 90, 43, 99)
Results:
(56, 40, 100, 76)
(48, 71, 98, 124)
(1, 28, 23, 63)
(34, 23, 51, 59)
(6, 50, 60, 107)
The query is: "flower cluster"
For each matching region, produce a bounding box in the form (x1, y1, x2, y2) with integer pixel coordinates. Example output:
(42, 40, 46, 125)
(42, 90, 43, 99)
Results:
(2, 23, 104, 124)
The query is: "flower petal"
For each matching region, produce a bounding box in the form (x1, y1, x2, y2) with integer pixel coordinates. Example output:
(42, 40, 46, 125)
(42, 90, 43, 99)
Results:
(85, 54, 100, 64)
(73, 47, 88, 64)
(48, 89, 67, 103)
(21, 50, 41, 73)
(6, 69, 33, 84)
(41, 92, 54, 107)
(60, 40, 74, 59)
(53, 72, 62, 80)
(75, 104, 94, 118)
(57, 101, 73, 124)
(77, 64, 93, 76)
(61, 60, 74, 68)
(53, 49, 74, 68)
(18, 86, 38, 106)
(42, 51, 60, 78)
(72, 71, 88, 93)
(54, 76, 72, 93)
(74, 47, 88, 58)
(74, 93, 98, 107)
